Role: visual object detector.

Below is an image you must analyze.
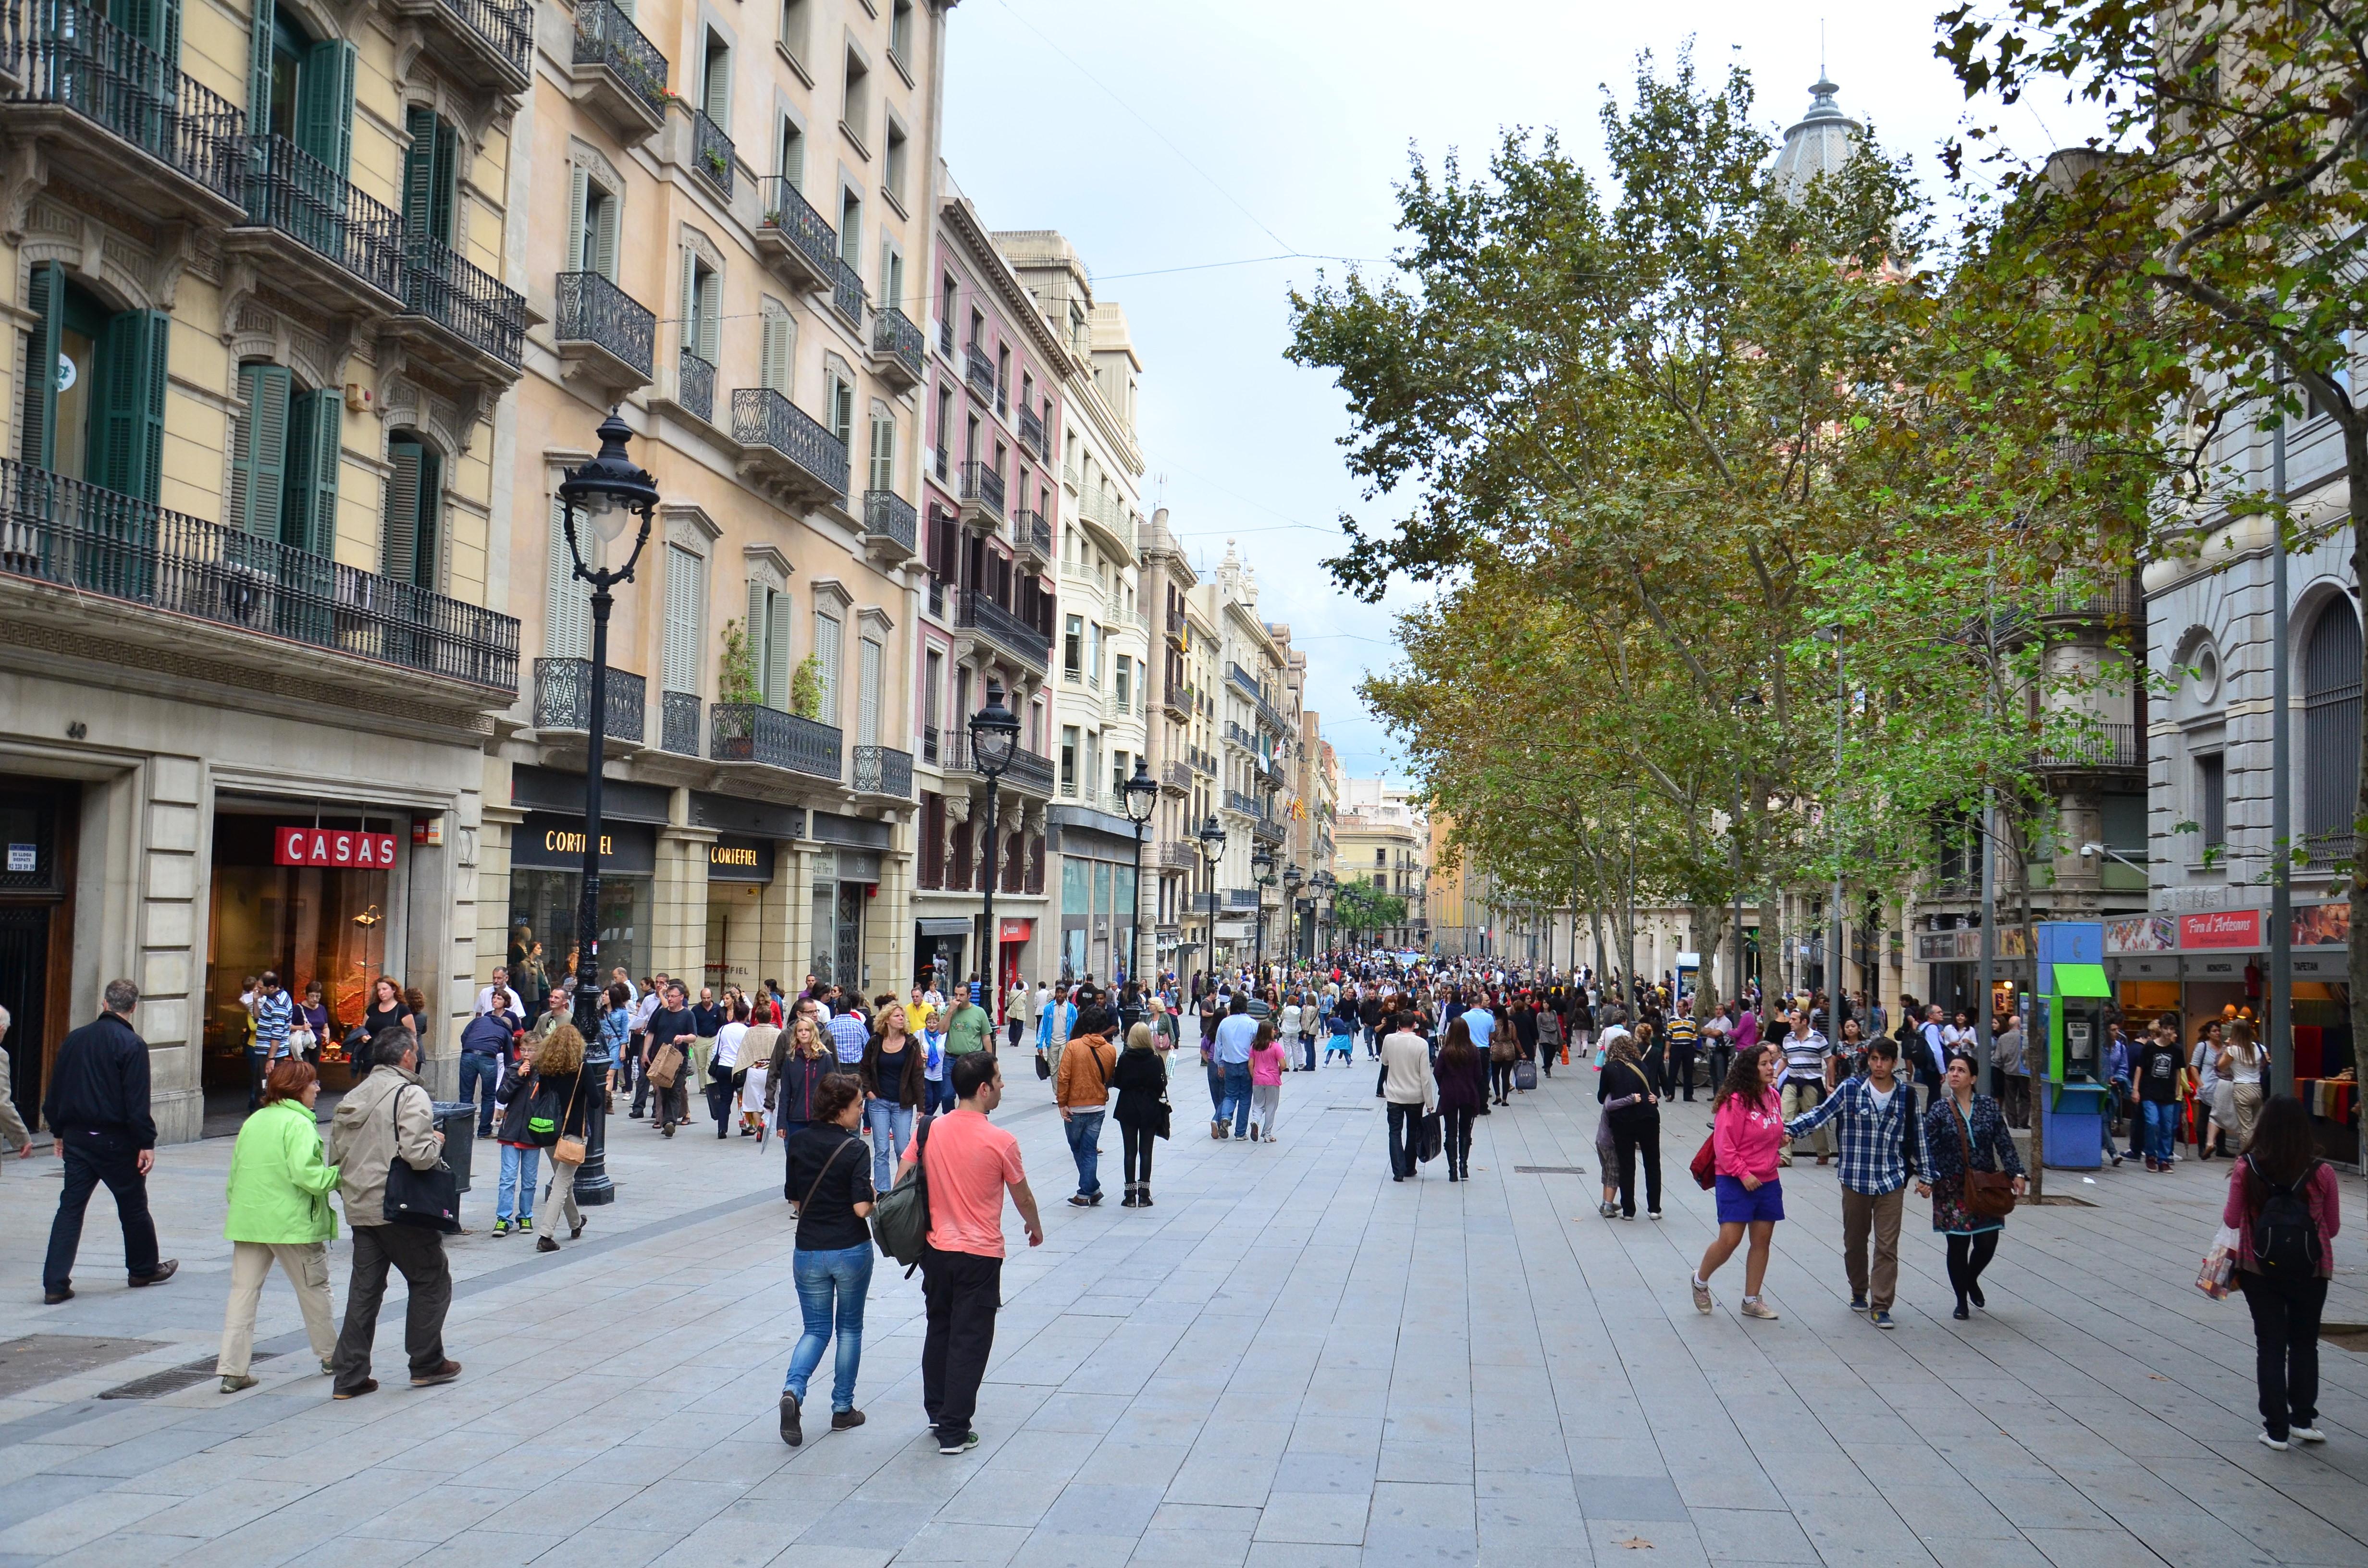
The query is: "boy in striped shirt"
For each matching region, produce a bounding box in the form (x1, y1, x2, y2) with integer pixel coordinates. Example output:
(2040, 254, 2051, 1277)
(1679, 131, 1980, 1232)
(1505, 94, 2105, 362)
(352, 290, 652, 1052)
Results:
(1776, 1007, 1835, 1166)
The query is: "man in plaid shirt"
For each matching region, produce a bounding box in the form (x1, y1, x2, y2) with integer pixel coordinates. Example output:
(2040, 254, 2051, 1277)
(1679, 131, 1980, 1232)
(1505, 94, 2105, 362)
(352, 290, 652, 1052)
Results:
(1784, 1036, 1932, 1330)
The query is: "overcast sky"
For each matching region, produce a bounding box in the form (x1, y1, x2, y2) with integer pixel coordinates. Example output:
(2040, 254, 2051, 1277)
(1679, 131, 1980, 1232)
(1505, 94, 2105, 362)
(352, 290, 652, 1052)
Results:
(940, 0, 2097, 783)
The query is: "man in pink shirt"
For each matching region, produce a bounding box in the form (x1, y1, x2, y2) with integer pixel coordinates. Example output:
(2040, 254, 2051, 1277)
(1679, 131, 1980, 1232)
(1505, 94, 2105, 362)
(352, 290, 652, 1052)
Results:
(900, 1053, 1043, 1455)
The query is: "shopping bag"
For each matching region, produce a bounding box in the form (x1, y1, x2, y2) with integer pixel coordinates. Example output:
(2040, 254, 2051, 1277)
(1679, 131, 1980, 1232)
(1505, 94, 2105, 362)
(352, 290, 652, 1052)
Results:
(1689, 1133, 1717, 1191)
(1416, 1110, 1443, 1164)
(1513, 1060, 1538, 1092)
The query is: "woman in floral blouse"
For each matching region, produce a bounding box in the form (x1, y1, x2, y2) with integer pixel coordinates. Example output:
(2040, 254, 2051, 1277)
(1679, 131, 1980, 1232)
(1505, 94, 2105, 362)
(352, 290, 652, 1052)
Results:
(1923, 1052, 2027, 1320)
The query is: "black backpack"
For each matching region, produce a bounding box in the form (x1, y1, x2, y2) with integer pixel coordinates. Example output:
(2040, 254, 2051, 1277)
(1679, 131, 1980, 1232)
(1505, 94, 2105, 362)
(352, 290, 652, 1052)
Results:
(2248, 1156, 2323, 1279)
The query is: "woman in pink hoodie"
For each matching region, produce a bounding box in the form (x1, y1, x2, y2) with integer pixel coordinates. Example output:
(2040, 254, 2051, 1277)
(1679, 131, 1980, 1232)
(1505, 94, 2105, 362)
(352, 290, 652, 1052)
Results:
(1692, 1045, 1786, 1320)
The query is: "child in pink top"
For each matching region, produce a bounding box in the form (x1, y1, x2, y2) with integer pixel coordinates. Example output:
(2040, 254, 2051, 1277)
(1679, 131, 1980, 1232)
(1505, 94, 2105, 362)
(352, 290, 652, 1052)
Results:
(1691, 1046, 1786, 1321)
(1248, 1026, 1286, 1143)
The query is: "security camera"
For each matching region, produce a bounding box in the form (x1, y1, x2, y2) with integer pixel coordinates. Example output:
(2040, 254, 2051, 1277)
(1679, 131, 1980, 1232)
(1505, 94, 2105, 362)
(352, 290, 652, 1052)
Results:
(2078, 843, 2102, 858)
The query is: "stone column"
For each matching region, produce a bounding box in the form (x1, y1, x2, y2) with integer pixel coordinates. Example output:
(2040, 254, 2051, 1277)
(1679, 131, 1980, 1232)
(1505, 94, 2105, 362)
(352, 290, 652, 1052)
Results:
(144, 757, 204, 1143)
(654, 824, 718, 987)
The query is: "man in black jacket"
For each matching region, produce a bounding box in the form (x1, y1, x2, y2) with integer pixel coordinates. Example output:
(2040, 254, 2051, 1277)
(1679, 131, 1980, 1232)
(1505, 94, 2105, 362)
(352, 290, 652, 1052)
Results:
(41, 979, 175, 1304)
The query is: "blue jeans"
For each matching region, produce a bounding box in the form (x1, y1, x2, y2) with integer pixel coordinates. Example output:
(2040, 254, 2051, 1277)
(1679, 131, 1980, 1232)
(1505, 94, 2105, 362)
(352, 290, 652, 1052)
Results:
(785, 1242, 873, 1411)
(458, 1052, 501, 1136)
(866, 1099, 915, 1192)
(2142, 1098, 2179, 1163)
(1064, 1109, 1105, 1197)
(921, 1076, 955, 1115)
(1221, 1061, 1253, 1137)
(497, 1143, 540, 1221)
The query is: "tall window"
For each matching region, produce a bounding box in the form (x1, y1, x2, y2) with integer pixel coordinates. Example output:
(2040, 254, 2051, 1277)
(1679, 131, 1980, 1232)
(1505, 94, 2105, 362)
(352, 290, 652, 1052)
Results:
(889, 0, 913, 65)
(778, 119, 804, 188)
(1115, 655, 1132, 713)
(228, 362, 340, 554)
(779, 0, 810, 65)
(2195, 751, 2226, 852)
(825, 365, 854, 448)
(759, 298, 795, 392)
(839, 189, 862, 267)
(382, 433, 442, 588)
(681, 253, 721, 365)
(869, 405, 895, 491)
(401, 106, 458, 246)
(1086, 623, 1102, 686)
(842, 48, 871, 147)
(879, 244, 904, 317)
(20, 263, 167, 502)
(663, 544, 706, 698)
(933, 384, 952, 478)
(746, 581, 791, 710)
(884, 118, 908, 203)
(924, 648, 942, 735)
(812, 609, 843, 725)
(545, 497, 592, 658)
(1060, 726, 1079, 790)
(2305, 605, 2364, 854)
(702, 31, 731, 125)
(567, 172, 620, 279)
(1063, 615, 1083, 677)
(857, 637, 883, 747)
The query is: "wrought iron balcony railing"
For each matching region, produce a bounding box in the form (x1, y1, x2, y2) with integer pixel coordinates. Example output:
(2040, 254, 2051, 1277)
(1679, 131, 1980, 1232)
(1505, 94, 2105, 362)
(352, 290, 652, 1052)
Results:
(709, 703, 841, 779)
(953, 586, 1048, 671)
(555, 270, 655, 380)
(1014, 509, 1051, 560)
(533, 657, 644, 742)
(2037, 722, 2141, 771)
(9, 0, 246, 207)
(243, 134, 403, 299)
(943, 729, 1057, 794)
(853, 745, 913, 798)
(756, 176, 839, 287)
(1018, 403, 1047, 459)
(964, 342, 995, 399)
(960, 460, 1004, 518)
(678, 349, 715, 422)
(872, 305, 925, 380)
(1161, 760, 1190, 792)
(732, 388, 850, 499)
(830, 255, 864, 328)
(404, 234, 526, 368)
(571, 0, 668, 118)
(863, 489, 917, 553)
(0, 456, 518, 691)
(661, 689, 700, 755)
(431, 0, 531, 78)
(691, 107, 732, 196)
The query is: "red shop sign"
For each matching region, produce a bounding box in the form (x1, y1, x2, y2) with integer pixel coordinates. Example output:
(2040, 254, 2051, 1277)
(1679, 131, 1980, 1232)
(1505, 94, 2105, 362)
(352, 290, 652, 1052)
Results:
(2179, 910, 2261, 950)
(274, 827, 399, 869)
(999, 918, 1035, 943)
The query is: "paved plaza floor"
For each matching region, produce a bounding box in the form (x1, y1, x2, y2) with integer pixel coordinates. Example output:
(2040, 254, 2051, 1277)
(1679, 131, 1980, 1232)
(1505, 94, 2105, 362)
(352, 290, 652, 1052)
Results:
(0, 1056, 2361, 1568)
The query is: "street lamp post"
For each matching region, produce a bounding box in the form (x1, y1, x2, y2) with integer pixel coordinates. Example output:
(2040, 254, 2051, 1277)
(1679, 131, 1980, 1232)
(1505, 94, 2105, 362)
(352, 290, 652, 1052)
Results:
(968, 680, 1021, 1018)
(556, 410, 660, 1209)
(1284, 863, 1305, 966)
(1122, 760, 1159, 992)
(1251, 843, 1277, 987)
(1198, 813, 1227, 985)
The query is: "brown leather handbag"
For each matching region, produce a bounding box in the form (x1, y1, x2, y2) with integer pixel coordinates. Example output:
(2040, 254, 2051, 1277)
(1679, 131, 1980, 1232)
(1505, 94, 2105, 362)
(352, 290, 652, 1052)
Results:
(1951, 1098, 2017, 1221)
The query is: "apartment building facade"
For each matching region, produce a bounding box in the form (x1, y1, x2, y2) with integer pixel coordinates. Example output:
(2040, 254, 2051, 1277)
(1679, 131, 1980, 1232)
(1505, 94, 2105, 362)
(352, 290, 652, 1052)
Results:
(1, 0, 541, 1135)
(902, 178, 1061, 995)
(1205, 543, 1285, 967)
(1333, 779, 1427, 952)
(1138, 504, 1211, 977)
(997, 228, 1151, 986)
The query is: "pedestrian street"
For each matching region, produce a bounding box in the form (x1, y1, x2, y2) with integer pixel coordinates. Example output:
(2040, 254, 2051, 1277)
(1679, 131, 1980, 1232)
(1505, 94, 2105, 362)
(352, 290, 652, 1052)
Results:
(0, 1058, 2360, 1568)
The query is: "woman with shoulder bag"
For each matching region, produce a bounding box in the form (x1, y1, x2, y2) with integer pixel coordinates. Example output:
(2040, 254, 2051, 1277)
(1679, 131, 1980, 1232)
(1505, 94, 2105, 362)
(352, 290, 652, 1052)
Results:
(1923, 1051, 2026, 1319)
(860, 1002, 925, 1192)
(2217, 1021, 2268, 1154)
(1599, 1034, 1663, 1221)
(529, 1023, 591, 1252)
(1113, 1023, 1170, 1207)
(215, 1060, 340, 1392)
(766, 1016, 833, 1205)
(778, 1073, 876, 1446)
(2223, 1094, 2341, 1449)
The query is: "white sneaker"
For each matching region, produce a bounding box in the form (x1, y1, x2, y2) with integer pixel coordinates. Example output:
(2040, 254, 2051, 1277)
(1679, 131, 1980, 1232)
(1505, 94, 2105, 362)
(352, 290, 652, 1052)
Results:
(2289, 1426, 2326, 1444)
(2258, 1431, 2290, 1451)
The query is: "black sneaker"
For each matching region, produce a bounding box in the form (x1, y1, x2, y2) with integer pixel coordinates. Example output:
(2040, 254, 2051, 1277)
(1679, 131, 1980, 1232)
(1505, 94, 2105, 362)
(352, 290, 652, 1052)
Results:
(780, 1391, 803, 1446)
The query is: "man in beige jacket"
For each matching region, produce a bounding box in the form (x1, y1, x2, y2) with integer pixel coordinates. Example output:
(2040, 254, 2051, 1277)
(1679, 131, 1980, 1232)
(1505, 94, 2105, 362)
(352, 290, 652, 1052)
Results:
(327, 1029, 459, 1397)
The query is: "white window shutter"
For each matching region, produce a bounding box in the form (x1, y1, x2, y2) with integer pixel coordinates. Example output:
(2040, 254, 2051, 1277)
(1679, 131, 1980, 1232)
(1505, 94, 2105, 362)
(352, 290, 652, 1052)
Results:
(566, 167, 589, 272)
(595, 192, 619, 280)
(858, 637, 882, 747)
(765, 592, 791, 712)
(545, 496, 592, 659)
(813, 612, 842, 727)
(664, 544, 703, 694)
(745, 579, 770, 702)
(698, 270, 723, 363)
(680, 252, 700, 363)
(761, 302, 793, 393)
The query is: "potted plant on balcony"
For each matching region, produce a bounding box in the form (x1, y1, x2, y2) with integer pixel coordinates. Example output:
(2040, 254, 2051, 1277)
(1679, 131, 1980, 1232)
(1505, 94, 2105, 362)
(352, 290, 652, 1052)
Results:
(719, 619, 761, 704)
(703, 147, 729, 179)
(790, 654, 824, 720)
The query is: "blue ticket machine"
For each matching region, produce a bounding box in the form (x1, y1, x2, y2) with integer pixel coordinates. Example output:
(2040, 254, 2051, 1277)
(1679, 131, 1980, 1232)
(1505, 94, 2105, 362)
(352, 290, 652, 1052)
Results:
(2036, 922, 2110, 1170)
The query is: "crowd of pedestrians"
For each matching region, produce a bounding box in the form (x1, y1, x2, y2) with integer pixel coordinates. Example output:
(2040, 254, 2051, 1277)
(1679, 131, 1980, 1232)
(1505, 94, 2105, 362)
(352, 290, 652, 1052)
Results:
(12, 943, 2349, 1467)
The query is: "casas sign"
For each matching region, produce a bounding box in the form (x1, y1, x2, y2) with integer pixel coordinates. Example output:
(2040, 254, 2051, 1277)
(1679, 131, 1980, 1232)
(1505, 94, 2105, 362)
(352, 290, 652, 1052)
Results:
(275, 827, 399, 868)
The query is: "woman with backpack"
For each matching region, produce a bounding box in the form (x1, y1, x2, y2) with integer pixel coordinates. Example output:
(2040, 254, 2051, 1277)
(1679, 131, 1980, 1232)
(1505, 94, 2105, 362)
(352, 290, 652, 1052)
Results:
(2224, 1094, 2340, 1449)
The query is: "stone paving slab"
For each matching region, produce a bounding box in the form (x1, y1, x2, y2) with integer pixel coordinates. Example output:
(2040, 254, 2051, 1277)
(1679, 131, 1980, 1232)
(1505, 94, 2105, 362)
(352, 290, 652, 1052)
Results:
(0, 1053, 2360, 1566)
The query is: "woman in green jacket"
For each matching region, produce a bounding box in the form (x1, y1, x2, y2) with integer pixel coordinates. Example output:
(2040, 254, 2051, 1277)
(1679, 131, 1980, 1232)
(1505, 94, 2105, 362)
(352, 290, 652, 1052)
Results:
(216, 1059, 341, 1392)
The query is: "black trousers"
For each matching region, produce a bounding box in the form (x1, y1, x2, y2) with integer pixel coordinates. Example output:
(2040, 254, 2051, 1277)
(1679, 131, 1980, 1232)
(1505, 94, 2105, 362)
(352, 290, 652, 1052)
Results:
(1489, 1060, 1515, 1100)
(1612, 1116, 1662, 1216)
(247, 1051, 270, 1110)
(1386, 1101, 1420, 1176)
(920, 1246, 1003, 1446)
(1669, 1049, 1696, 1101)
(43, 1128, 159, 1291)
(333, 1223, 451, 1391)
(1443, 1106, 1476, 1174)
(2237, 1270, 2329, 1440)
(1945, 1231, 2000, 1303)
(1120, 1123, 1155, 1185)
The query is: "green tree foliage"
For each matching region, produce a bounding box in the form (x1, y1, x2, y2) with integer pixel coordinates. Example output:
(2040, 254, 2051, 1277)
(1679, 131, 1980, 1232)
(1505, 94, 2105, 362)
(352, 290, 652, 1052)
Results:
(1332, 878, 1410, 935)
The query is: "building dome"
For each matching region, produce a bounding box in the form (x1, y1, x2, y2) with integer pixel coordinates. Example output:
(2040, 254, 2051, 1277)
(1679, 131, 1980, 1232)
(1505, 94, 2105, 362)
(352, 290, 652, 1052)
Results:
(1771, 76, 1862, 197)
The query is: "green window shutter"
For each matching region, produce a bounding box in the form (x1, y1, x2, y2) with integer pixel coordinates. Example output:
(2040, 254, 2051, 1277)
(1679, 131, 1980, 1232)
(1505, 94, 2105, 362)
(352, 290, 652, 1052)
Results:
(744, 579, 769, 701)
(231, 363, 291, 535)
(284, 385, 340, 553)
(162, 0, 179, 67)
(298, 40, 355, 177)
(869, 410, 893, 491)
(594, 190, 619, 279)
(566, 167, 589, 272)
(703, 45, 729, 122)
(247, 1, 272, 130)
(680, 252, 699, 362)
(759, 302, 791, 392)
(765, 592, 791, 712)
(402, 105, 436, 236)
(697, 270, 722, 363)
(97, 311, 168, 503)
(414, 447, 441, 588)
(382, 438, 422, 584)
(431, 120, 457, 245)
(20, 261, 62, 470)
(812, 612, 840, 724)
(663, 545, 702, 694)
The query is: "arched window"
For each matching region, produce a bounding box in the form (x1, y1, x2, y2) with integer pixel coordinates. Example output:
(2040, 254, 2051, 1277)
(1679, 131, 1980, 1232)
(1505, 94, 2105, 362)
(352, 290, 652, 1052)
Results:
(2303, 601, 2362, 858)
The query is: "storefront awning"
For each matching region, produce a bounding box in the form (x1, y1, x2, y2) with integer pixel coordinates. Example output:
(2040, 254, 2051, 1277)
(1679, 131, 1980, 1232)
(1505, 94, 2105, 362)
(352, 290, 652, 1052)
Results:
(916, 917, 973, 937)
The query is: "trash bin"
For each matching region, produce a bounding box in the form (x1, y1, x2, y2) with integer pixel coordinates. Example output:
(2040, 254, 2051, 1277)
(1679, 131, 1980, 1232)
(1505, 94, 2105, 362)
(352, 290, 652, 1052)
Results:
(430, 1101, 476, 1193)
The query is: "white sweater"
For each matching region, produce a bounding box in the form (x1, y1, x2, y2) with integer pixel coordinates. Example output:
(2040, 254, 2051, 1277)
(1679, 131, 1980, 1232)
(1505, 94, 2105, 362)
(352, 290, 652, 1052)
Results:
(1380, 1030, 1436, 1110)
